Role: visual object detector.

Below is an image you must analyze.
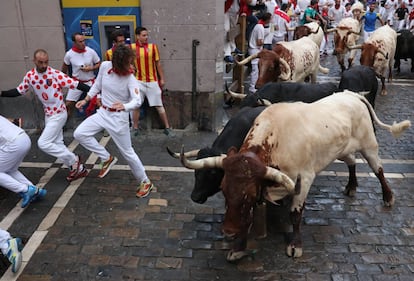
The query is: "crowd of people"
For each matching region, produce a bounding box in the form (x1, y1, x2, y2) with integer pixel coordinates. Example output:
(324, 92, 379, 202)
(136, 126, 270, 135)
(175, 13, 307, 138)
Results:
(0, 26, 174, 272)
(224, 0, 414, 92)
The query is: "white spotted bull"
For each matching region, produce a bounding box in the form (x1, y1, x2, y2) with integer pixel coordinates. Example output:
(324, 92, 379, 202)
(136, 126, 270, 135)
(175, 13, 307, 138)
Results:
(180, 90, 411, 262)
(349, 24, 397, 95)
(236, 37, 329, 89)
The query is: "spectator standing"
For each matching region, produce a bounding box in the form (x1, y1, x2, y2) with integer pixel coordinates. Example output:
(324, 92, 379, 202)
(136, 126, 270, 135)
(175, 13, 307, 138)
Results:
(131, 27, 174, 137)
(405, 0, 414, 28)
(263, 0, 278, 48)
(273, 4, 291, 43)
(301, 0, 325, 25)
(248, 12, 271, 94)
(361, 1, 384, 42)
(0, 115, 47, 207)
(329, 0, 347, 26)
(74, 44, 155, 198)
(395, 2, 409, 30)
(384, 0, 398, 26)
(297, 0, 311, 22)
(61, 33, 100, 124)
(1, 49, 89, 182)
(0, 228, 22, 273)
(344, 2, 353, 17)
(105, 29, 126, 61)
(287, 0, 302, 40)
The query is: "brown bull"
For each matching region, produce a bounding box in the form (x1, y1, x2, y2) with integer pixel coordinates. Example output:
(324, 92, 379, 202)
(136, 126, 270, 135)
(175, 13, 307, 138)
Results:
(180, 90, 411, 262)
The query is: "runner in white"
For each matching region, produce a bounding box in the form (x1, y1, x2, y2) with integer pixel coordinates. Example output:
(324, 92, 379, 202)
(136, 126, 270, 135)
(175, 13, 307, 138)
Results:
(74, 44, 154, 198)
(61, 32, 100, 120)
(0, 115, 46, 207)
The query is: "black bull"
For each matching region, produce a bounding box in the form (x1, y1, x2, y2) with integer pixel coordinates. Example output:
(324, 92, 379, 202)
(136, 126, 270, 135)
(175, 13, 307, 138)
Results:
(169, 82, 339, 204)
(169, 71, 378, 204)
(394, 29, 414, 73)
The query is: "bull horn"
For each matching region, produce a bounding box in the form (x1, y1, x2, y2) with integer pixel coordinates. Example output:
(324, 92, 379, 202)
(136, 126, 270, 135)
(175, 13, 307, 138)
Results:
(235, 53, 259, 65)
(278, 57, 291, 81)
(166, 146, 199, 159)
(180, 145, 225, 170)
(264, 167, 298, 195)
(225, 81, 247, 99)
(258, 98, 272, 106)
(348, 44, 362, 50)
(347, 30, 361, 35)
(326, 27, 337, 33)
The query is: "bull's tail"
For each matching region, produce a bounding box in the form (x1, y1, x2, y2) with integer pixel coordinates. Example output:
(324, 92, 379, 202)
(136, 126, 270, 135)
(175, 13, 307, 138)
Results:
(319, 65, 329, 74)
(350, 90, 411, 138)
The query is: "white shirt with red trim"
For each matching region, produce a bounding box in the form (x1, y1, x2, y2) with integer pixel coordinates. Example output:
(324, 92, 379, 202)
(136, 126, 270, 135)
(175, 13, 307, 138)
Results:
(63, 46, 100, 82)
(17, 66, 78, 116)
(87, 61, 142, 112)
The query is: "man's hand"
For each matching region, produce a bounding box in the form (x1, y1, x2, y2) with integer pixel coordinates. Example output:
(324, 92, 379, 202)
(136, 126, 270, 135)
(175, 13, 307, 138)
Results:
(112, 102, 125, 111)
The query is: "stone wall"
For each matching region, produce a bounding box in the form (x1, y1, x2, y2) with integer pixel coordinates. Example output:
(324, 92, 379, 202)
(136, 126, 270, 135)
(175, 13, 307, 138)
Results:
(0, 0, 224, 131)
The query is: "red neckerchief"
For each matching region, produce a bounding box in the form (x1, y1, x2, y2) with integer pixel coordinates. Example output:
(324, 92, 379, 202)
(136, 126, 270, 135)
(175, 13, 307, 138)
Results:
(107, 67, 134, 76)
(275, 8, 291, 23)
(71, 46, 86, 53)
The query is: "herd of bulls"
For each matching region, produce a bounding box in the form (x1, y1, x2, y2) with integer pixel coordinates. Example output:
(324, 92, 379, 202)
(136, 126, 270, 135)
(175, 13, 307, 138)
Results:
(167, 21, 413, 263)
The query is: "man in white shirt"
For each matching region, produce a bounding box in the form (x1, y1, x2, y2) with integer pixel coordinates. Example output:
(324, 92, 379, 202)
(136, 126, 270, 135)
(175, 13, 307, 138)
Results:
(248, 12, 271, 94)
(329, 0, 346, 27)
(62, 32, 101, 121)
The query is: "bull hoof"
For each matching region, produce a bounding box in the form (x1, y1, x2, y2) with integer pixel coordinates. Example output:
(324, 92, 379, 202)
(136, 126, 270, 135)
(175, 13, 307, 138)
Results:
(226, 249, 255, 262)
(286, 244, 303, 258)
(384, 195, 395, 207)
(344, 186, 356, 197)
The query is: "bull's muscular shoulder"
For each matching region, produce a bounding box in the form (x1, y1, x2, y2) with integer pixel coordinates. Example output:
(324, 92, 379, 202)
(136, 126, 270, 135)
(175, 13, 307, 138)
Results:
(273, 44, 289, 57)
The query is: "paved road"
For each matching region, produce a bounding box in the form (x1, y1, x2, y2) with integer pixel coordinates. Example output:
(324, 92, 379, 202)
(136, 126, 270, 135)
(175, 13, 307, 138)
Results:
(0, 55, 413, 280)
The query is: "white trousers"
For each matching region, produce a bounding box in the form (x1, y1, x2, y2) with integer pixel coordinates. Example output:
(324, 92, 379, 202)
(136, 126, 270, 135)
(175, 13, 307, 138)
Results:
(38, 111, 77, 168)
(0, 228, 11, 255)
(0, 132, 32, 193)
(224, 11, 239, 57)
(74, 108, 148, 183)
(249, 57, 259, 94)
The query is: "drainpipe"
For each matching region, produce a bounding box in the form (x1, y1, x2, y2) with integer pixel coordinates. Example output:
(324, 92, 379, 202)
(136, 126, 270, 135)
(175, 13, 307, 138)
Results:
(192, 39, 200, 122)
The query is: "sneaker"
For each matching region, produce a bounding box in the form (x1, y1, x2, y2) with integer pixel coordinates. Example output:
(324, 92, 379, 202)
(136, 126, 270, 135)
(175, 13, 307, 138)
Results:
(67, 163, 89, 182)
(224, 55, 234, 63)
(20, 185, 47, 208)
(136, 181, 154, 198)
(6, 238, 23, 273)
(164, 128, 176, 137)
(98, 156, 118, 178)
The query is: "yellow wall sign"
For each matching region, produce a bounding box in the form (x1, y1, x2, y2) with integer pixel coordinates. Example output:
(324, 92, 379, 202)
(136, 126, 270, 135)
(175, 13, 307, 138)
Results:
(61, 0, 140, 8)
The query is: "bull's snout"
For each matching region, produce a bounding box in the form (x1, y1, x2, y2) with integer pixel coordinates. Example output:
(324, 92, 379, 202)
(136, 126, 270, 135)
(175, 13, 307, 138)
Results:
(190, 193, 208, 204)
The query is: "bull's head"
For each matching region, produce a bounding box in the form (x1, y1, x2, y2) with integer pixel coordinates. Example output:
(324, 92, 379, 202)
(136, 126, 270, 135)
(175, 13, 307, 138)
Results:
(350, 43, 388, 67)
(180, 145, 299, 260)
(256, 49, 290, 88)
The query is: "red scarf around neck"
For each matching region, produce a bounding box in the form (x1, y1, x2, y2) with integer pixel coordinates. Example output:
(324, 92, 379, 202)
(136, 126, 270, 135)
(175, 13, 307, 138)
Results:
(72, 46, 86, 53)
